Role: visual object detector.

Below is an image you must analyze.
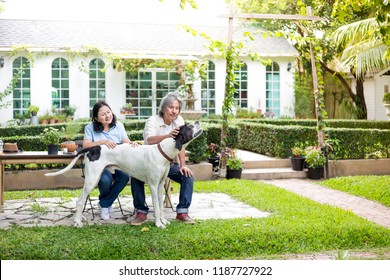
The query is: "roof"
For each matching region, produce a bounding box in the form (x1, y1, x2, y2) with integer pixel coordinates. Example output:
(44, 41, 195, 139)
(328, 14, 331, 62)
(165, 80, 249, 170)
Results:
(0, 19, 298, 58)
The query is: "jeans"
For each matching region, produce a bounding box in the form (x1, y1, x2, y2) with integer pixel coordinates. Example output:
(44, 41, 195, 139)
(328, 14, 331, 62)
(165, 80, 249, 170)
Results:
(98, 169, 129, 208)
(131, 163, 194, 214)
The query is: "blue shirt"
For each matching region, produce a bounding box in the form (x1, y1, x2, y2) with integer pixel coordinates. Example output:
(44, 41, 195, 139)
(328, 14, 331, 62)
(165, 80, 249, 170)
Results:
(84, 122, 129, 144)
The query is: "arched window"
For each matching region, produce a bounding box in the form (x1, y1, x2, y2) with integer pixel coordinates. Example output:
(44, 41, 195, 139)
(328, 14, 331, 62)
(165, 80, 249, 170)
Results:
(12, 57, 31, 118)
(51, 58, 69, 110)
(89, 58, 106, 113)
(201, 61, 216, 115)
(265, 62, 280, 117)
(234, 62, 248, 108)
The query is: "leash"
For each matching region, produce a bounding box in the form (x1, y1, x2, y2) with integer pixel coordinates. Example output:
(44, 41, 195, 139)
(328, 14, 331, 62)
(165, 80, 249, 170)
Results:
(157, 143, 174, 163)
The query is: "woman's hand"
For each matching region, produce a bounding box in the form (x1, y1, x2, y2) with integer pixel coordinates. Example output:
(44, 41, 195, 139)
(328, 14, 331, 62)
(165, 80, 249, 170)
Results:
(180, 166, 193, 177)
(104, 140, 117, 149)
(168, 128, 180, 138)
(129, 141, 139, 148)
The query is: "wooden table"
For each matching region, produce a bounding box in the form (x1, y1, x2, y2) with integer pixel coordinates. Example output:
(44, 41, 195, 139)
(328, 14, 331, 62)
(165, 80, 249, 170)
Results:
(0, 151, 80, 206)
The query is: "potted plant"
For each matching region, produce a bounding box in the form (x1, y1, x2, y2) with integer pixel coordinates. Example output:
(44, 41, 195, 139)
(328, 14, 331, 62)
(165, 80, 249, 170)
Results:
(223, 147, 243, 179)
(40, 127, 63, 155)
(120, 103, 134, 114)
(289, 146, 305, 171)
(304, 146, 326, 179)
(28, 105, 39, 116)
(206, 143, 221, 169)
(60, 123, 81, 153)
(382, 92, 390, 117)
(63, 105, 77, 120)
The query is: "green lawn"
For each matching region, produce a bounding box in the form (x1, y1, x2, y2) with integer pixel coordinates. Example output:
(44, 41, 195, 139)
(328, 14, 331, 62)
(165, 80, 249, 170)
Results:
(1, 178, 389, 260)
(319, 175, 390, 207)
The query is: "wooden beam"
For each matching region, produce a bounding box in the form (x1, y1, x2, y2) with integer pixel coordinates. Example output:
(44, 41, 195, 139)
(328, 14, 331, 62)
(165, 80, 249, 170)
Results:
(219, 13, 324, 21)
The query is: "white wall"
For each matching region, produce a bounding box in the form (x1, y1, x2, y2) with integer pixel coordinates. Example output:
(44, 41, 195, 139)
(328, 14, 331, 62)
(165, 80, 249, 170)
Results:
(0, 54, 13, 124)
(374, 73, 390, 120)
(0, 53, 297, 125)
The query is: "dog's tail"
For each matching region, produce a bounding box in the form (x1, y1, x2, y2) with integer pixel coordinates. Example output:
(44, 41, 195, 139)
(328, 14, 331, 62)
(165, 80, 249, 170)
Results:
(44, 152, 84, 177)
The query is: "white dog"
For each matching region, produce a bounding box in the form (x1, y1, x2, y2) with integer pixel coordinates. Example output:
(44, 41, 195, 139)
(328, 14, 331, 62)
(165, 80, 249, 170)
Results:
(45, 121, 202, 228)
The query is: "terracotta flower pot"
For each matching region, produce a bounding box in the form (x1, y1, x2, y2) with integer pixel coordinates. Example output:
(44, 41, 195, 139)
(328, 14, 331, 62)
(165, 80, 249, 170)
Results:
(61, 141, 78, 153)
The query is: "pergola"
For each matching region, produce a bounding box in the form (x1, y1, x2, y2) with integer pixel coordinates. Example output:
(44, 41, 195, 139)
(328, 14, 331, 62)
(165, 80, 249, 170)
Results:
(221, 7, 327, 176)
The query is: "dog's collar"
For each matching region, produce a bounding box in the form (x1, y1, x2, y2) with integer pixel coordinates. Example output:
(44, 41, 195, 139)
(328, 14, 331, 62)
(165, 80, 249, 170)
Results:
(157, 143, 174, 163)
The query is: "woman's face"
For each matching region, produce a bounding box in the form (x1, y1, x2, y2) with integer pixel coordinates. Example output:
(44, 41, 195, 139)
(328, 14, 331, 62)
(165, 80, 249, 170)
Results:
(163, 100, 180, 124)
(96, 105, 113, 127)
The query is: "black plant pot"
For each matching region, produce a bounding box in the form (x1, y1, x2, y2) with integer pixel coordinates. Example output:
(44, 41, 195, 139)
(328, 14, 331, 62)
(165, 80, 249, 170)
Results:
(307, 166, 324, 180)
(208, 156, 220, 168)
(47, 144, 59, 155)
(289, 156, 305, 171)
(226, 167, 242, 179)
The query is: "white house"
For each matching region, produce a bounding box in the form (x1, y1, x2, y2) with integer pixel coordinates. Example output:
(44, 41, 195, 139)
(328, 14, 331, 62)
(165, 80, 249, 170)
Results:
(0, 19, 298, 123)
(356, 68, 390, 120)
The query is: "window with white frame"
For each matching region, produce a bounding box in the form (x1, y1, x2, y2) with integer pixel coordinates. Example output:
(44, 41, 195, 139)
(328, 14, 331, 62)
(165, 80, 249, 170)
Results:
(201, 61, 216, 116)
(12, 57, 31, 118)
(234, 62, 248, 108)
(51, 58, 69, 110)
(125, 71, 153, 119)
(89, 58, 105, 114)
(155, 70, 181, 112)
(265, 62, 280, 117)
(125, 69, 180, 119)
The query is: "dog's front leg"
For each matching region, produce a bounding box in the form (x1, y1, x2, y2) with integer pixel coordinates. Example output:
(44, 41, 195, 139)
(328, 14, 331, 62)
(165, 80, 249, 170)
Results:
(150, 185, 165, 228)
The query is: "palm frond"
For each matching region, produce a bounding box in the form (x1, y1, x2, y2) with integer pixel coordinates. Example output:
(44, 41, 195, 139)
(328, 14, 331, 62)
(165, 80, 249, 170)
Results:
(332, 18, 378, 48)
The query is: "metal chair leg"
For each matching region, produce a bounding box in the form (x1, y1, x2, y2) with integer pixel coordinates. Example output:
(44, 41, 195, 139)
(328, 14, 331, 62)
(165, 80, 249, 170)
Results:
(82, 195, 95, 220)
(164, 179, 175, 212)
(83, 195, 123, 220)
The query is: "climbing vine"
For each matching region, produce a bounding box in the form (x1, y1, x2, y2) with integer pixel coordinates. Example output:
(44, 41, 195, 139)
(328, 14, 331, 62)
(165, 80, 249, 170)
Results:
(0, 67, 23, 110)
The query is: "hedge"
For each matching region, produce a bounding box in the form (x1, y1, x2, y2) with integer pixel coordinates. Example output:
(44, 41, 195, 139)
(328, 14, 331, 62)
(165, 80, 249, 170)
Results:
(2, 119, 390, 160)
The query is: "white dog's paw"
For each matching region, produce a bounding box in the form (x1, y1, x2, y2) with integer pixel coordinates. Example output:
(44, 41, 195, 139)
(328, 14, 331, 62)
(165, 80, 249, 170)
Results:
(155, 221, 166, 228)
(74, 220, 84, 228)
(161, 219, 170, 226)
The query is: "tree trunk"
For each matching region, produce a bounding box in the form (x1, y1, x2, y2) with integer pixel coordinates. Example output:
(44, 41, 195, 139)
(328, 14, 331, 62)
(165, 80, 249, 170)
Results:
(354, 78, 368, 119)
(321, 62, 368, 119)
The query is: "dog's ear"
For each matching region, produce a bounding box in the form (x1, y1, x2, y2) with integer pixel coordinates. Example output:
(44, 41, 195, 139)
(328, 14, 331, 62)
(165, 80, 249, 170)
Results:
(87, 146, 102, 162)
(175, 125, 186, 151)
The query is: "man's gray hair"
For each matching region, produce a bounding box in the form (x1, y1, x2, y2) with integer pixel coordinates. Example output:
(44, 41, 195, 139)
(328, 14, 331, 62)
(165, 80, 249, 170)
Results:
(158, 92, 183, 117)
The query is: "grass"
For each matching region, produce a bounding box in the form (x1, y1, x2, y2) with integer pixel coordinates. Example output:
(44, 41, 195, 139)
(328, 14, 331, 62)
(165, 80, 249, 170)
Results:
(320, 175, 390, 207)
(1, 178, 390, 260)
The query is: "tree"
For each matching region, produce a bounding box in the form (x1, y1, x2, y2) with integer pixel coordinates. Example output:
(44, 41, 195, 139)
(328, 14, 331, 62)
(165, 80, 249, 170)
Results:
(330, 18, 390, 117)
(0, 0, 4, 13)
(236, 0, 390, 119)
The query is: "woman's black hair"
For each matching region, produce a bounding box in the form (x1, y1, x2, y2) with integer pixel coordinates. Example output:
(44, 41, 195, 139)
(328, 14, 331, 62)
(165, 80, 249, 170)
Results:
(92, 101, 117, 132)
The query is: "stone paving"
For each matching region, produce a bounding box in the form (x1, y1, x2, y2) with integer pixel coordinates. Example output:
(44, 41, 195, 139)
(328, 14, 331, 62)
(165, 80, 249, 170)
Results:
(1, 178, 389, 230)
(0, 192, 270, 229)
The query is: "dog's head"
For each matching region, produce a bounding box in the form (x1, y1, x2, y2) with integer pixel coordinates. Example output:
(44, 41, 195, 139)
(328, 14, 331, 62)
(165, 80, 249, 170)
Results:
(175, 120, 202, 151)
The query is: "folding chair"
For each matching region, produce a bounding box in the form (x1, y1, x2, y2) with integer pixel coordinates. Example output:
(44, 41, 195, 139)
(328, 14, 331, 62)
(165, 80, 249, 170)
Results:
(83, 194, 124, 220)
(164, 178, 175, 211)
(79, 154, 124, 220)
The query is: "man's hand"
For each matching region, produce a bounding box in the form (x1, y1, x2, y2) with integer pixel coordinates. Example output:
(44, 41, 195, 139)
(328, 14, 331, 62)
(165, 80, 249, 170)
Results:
(180, 166, 193, 177)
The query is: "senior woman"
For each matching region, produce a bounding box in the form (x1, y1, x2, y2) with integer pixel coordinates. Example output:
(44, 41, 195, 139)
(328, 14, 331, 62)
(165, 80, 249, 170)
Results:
(129, 92, 195, 225)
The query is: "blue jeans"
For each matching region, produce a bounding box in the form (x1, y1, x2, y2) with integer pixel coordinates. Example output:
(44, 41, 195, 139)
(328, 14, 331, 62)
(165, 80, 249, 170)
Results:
(131, 163, 194, 214)
(98, 169, 129, 208)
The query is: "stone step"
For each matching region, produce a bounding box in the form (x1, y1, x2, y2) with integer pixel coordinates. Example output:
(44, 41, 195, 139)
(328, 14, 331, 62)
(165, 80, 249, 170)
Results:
(241, 167, 307, 180)
(243, 159, 291, 169)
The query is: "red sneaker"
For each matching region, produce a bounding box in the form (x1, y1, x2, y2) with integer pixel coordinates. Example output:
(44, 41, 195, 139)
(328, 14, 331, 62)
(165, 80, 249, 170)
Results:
(176, 213, 195, 224)
(128, 212, 147, 226)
